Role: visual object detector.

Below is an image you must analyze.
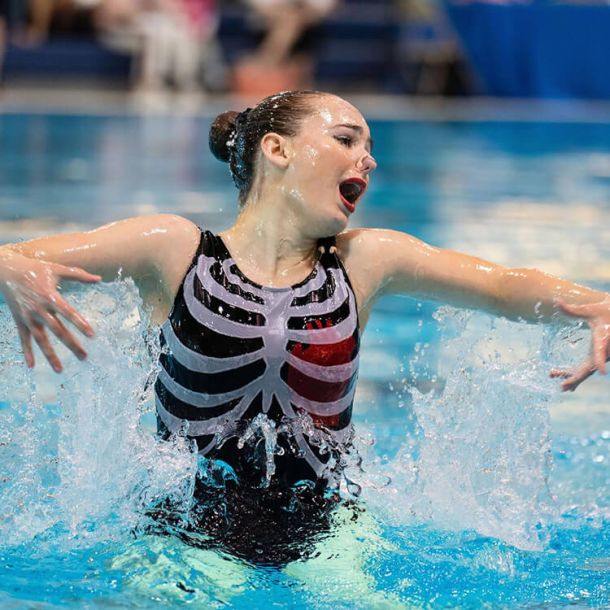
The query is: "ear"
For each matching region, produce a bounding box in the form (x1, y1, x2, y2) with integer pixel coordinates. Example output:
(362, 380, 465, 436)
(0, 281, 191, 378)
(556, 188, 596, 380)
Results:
(260, 132, 290, 169)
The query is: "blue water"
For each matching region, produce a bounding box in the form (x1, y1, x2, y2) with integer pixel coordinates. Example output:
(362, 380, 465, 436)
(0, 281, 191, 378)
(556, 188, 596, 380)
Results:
(0, 109, 609, 608)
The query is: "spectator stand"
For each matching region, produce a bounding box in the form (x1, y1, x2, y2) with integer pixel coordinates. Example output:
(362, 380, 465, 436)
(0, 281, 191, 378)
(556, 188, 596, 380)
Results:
(2, 3, 130, 85)
(1, 0, 471, 95)
(216, 0, 400, 93)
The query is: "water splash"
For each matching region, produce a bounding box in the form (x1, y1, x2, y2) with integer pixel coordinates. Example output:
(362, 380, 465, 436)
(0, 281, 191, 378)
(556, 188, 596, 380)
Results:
(352, 308, 584, 551)
(237, 413, 278, 487)
(0, 280, 197, 551)
(0, 284, 595, 557)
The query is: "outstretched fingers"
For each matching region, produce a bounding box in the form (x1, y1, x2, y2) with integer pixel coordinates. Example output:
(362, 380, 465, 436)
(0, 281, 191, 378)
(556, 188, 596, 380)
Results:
(550, 326, 610, 390)
(550, 361, 596, 392)
(16, 316, 35, 368)
(552, 298, 610, 388)
(50, 293, 95, 338)
(23, 289, 96, 370)
(14, 298, 91, 372)
(51, 265, 99, 337)
(3, 259, 100, 371)
(37, 308, 88, 362)
(28, 315, 63, 373)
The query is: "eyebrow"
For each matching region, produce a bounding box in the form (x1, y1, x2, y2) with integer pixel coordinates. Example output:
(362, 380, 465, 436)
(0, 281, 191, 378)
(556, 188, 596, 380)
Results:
(335, 123, 374, 153)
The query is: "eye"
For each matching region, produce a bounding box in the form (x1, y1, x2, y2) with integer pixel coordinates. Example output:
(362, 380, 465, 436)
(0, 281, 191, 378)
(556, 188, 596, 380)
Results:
(335, 135, 354, 147)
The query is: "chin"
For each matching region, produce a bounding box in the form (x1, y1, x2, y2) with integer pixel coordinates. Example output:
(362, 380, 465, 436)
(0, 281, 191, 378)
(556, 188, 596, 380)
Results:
(327, 214, 349, 236)
(310, 217, 345, 240)
(309, 205, 350, 237)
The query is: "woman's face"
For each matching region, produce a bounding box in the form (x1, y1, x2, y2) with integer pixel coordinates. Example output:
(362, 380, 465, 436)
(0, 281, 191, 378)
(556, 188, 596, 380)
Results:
(280, 95, 377, 236)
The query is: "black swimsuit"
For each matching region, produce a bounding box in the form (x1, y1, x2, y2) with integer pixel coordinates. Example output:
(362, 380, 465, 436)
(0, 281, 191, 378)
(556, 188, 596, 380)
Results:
(156, 230, 360, 486)
(153, 230, 361, 564)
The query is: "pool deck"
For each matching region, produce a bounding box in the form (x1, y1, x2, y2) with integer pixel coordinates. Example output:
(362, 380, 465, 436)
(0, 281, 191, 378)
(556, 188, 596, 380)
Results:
(3, 81, 610, 123)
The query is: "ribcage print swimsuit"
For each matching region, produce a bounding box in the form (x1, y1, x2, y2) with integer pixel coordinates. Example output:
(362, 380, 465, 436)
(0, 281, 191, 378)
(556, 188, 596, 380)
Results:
(155, 230, 360, 489)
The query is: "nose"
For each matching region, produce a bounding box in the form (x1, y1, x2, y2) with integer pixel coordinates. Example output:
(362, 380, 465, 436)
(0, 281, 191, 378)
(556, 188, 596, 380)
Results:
(356, 152, 377, 174)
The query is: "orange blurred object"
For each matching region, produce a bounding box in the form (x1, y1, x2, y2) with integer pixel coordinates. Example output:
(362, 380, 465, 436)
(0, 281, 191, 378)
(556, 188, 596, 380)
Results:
(231, 58, 313, 98)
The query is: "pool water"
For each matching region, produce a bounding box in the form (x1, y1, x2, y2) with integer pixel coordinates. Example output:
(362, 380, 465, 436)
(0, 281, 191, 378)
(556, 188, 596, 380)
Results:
(0, 108, 609, 608)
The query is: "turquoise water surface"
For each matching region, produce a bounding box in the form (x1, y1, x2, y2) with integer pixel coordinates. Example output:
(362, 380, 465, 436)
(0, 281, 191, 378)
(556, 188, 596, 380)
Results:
(0, 110, 609, 608)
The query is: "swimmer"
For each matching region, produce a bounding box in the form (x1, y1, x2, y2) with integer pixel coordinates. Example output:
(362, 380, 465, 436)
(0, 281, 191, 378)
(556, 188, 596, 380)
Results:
(1, 90, 609, 563)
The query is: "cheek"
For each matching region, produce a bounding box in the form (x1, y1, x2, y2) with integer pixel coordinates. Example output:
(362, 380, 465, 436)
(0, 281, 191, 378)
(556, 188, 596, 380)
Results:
(298, 142, 336, 174)
(302, 144, 321, 167)
(287, 144, 338, 206)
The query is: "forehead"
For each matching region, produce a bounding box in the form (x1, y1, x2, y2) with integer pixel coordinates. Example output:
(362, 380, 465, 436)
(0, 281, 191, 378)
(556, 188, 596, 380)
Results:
(303, 95, 369, 132)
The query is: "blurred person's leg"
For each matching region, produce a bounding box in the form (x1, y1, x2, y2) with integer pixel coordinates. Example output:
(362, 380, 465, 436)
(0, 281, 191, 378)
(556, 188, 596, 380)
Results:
(232, 0, 337, 97)
(171, 30, 201, 92)
(94, 0, 163, 95)
(175, 0, 221, 93)
(26, 0, 57, 45)
(93, 0, 142, 54)
(251, 0, 336, 66)
(94, 0, 139, 29)
(233, 0, 336, 96)
(135, 12, 177, 96)
(255, 5, 311, 66)
(8, 0, 75, 46)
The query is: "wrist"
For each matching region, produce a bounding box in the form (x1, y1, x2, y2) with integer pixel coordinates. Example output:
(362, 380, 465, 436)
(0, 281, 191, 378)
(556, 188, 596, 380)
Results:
(0, 248, 31, 286)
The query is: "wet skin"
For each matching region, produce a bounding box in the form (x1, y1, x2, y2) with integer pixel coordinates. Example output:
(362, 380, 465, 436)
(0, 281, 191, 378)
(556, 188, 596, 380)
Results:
(0, 93, 609, 389)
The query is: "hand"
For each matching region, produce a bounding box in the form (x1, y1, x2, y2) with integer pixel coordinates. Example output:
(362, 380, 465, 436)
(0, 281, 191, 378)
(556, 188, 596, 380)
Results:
(0, 251, 101, 373)
(549, 299, 610, 391)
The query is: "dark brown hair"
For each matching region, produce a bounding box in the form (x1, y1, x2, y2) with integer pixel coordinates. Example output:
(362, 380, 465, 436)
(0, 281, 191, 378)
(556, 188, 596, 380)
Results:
(208, 90, 326, 205)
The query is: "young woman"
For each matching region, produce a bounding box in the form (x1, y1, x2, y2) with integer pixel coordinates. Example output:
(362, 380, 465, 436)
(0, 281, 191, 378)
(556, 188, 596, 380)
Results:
(1, 90, 609, 564)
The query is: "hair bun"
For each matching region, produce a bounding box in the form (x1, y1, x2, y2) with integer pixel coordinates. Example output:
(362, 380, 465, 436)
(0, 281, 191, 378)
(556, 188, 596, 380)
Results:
(209, 111, 240, 163)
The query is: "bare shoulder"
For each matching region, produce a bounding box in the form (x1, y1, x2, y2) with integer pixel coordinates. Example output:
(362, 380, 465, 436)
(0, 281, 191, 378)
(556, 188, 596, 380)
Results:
(336, 228, 405, 256)
(123, 213, 199, 239)
(138, 213, 201, 286)
(334, 229, 402, 316)
(121, 214, 202, 322)
(157, 213, 199, 235)
(336, 228, 421, 271)
(106, 213, 200, 271)
(84, 213, 200, 250)
(120, 213, 200, 258)
(335, 228, 435, 307)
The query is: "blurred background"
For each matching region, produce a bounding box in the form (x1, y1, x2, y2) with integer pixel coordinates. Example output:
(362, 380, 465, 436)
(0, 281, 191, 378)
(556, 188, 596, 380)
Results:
(1, 7, 610, 609)
(1, 0, 609, 106)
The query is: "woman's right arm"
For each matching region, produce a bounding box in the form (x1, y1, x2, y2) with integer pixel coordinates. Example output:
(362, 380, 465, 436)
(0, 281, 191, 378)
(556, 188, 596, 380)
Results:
(0, 214, 201, 371)
(4, 214, 199, 289)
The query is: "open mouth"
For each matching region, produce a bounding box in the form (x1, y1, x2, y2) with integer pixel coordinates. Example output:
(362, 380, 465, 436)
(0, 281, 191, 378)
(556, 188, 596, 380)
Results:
(339, 178, 367, 213)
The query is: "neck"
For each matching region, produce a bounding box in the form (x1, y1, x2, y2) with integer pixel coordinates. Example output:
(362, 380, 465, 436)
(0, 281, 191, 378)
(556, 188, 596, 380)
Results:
(220, 191, 319, 287)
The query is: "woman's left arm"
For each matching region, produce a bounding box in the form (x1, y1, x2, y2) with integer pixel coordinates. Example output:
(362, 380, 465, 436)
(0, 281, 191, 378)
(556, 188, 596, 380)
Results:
(340, 229, 610, 391)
